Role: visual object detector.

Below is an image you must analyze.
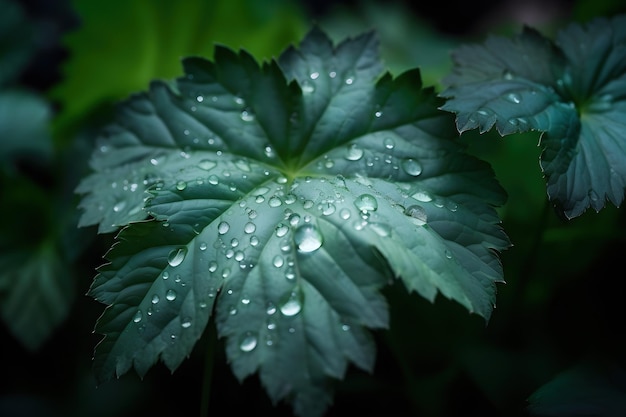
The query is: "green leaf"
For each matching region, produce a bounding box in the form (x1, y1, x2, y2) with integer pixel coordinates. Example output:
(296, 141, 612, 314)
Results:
(0, 0, 35, 87)
(0, 89, 53, 164)
(440, 15, 626, 219)
(528, 360, 626, 416)
(80, 27, 509, 417)
(49, 0, 306, 137)
(0, 243, 74, 351)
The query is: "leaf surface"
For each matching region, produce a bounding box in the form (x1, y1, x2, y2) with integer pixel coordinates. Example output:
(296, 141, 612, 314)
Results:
(441, 15, 626, 218)
(81, 27, 509, 417)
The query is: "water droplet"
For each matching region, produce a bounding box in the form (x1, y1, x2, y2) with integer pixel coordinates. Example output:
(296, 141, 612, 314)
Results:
(166, 289, 177, 301)
(279, 290, 303, 316)
(404, 205, 427, 226)
(303, 200, 314, 209)
(288, 213, 301, 226)
(234, 251, 244, 261)
(340, 209, 351, 220)
(266, 302, 277, 315)
(133, 310, 142, 323)
(168, 247, 187, 267)
(113, 201, 126, 213)
(374, 110, 383, 118)
(181, 318, 192, 328)
(264, 145, 274, 158)
(176, 180, 187, 191)
(402, 158, 422, 176)
(321, 203, 336, 216)
(268, 196, 282, 207)
(199, 242, 207, 251)
(218, 221, 230, 235)
(239, 332, 258, 352)
(301, 80, 315, 94)
(196, 95, 204, 103)
(199, 159, 216, 170)
(345, 143, 364, 161)
(445, 249, 453, 259)
(244, 222, 256, 234)
(412, 191, 432, 202)
(240, 108, 255, 122)
(505, 92, 521, 104)
(162, 271, 169, 280)
(151, 294, 160, 304)
(208, 261, 218, 273)
(275, 224, 289, 238)
(345, 76, 354, 85)
(273, 255, 284, 268)
(222, 268, 231, 278)
(354, 194, 378, 212)
(294, 224, 323, 253)
(384, 137, 395, 149)
(250, 236, 259, 246)
(503, 70, 514, 80)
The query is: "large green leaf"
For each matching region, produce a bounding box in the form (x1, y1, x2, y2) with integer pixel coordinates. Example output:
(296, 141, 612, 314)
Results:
(440, 15, 626, 219)
(79, 27, 509, 417)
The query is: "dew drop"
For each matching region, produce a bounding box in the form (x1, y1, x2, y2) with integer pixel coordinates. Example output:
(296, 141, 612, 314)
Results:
(199, 242, 207, 251)
(345, 143, 364, 161)
(176, 180, 187, 191)
(244, 222, 256, 234)
(275, 224, 289, 238)
(113, 201, 126, 213)
(266, 302, 277, 315)
(151, 294, 160, 304)
(240, 108, 255, 122)
(340, 209, 351, 220)
(181, 318, 192, 328)
(208, 261, 218, 273)
(404, 205, 428, 226)
(168, 247, 187, 267)
(273, 255, 284, 268)
(384, 137, 395, 150)
(321, 203, 336, 216)
(218, 221, 230, 235)
(279, 290, 303, 316)
(199, 159, 217, 171)
(506, 92, 522, 104)
(301, 80, 315, 94)
(239, 332, 258, 352)
(268, 196, 282, 207)
(402, 158, 422, 176)
(294, 224, 323, 253)
(354, 194, 378, 212)
(133, 310, 142, 323)
(162, 271, 169, 280)
(166, 289, 177, 301)
(412, 191, 432, 202)
(288, 213, 301, 226)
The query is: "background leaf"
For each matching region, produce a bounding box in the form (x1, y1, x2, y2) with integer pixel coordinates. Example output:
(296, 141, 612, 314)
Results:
(440, 15, 626, 219)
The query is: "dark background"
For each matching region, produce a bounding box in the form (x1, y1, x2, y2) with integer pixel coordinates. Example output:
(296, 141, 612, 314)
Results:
(2, 0, 626, 416)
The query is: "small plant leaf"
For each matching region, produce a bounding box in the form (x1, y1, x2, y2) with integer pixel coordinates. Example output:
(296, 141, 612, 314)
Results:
(441, 15, 626, 219)
(80, 27, 509, 417)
